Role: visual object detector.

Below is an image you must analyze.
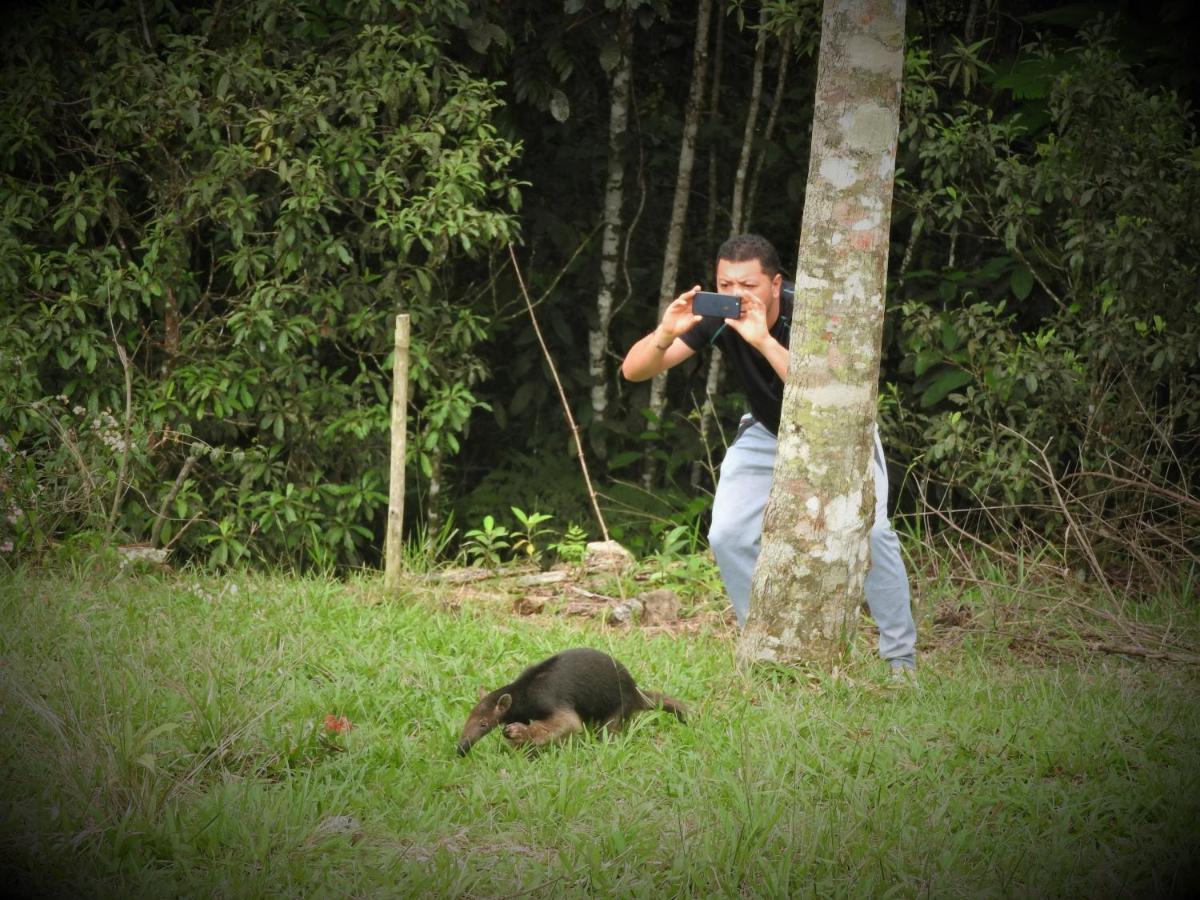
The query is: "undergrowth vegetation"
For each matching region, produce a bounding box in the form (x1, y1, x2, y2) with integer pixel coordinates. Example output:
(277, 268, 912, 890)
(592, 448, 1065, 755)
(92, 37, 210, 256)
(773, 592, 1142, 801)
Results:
(1, 559, 1197, 897)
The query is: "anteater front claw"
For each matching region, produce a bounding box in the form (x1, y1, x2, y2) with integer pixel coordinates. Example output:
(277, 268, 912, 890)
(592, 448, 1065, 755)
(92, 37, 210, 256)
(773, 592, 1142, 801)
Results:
(502, 722, 530, 744)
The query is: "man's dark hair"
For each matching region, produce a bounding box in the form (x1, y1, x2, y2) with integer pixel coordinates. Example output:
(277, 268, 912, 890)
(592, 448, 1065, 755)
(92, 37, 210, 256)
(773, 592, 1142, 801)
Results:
(716, 233, 782, 277)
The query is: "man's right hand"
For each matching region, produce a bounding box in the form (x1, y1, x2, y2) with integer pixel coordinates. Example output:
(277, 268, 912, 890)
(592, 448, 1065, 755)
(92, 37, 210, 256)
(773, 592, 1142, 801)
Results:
(619, 285, 702, 382)
(658, 285, 704, 343)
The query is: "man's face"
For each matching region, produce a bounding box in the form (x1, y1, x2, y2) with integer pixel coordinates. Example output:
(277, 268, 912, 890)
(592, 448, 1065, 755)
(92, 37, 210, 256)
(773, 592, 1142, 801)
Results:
(715, 257, 782, 323)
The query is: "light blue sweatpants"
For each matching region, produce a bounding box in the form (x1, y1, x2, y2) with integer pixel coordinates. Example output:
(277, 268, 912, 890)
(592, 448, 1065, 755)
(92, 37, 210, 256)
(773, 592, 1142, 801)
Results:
(708, 416, 917, 664)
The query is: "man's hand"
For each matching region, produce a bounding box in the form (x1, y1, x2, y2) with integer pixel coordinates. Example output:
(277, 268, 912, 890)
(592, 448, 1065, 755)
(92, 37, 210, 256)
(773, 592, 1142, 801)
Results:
(723, 287, 789, 381)
(723, 289, 770, 350)
(658, 285, 703, 344)
(619, 286, 702, 382)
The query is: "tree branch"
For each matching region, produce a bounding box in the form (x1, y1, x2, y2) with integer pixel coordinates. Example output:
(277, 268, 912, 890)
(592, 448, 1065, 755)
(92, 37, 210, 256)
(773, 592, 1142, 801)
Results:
(508, 245, 609, 542)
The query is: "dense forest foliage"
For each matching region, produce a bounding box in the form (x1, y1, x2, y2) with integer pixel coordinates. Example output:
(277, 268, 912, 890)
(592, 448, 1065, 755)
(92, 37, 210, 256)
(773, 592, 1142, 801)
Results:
(2, 0, 1197, 595)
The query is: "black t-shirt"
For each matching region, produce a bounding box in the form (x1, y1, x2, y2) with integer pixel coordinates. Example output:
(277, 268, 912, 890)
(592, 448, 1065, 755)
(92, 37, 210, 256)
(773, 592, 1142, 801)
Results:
(679, 290, 793, 436)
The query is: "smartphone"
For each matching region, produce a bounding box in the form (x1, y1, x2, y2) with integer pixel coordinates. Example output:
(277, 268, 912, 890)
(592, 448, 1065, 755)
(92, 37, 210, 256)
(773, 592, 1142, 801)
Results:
(692, 291, 742, 319)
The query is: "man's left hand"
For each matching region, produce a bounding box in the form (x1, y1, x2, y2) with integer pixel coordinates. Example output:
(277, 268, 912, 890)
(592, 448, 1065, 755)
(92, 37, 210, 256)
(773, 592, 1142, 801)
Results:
(725, 290, 771, 352)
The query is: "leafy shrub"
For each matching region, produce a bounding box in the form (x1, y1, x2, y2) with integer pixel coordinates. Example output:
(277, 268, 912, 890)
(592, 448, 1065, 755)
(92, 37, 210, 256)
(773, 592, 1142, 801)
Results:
(0, 1, 522, 566)
(887, 22, 1200, 585)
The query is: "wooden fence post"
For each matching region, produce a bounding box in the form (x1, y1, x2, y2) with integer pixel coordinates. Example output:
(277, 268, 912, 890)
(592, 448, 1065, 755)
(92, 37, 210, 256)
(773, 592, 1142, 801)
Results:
(384, 313, 410, 591)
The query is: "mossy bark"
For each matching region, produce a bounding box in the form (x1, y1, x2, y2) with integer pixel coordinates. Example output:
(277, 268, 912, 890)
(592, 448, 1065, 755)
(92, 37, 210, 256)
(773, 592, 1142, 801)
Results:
(737, 0, 906, 669)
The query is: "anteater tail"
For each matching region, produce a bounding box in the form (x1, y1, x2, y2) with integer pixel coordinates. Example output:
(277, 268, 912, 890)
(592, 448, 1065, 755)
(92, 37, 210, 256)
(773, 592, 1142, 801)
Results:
(639, 689, 688, 723)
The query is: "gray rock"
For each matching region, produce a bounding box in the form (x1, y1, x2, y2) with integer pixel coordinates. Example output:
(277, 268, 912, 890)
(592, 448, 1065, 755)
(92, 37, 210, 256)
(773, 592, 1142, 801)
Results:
(584, 540, 635, 573)
(637, 588, 681, 625)
(607, 597, 644, 625)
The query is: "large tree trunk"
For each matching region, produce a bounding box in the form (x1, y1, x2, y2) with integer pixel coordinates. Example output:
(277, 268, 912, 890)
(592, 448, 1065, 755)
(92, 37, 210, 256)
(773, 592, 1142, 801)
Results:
(643, 0, 714, 488)
(589, 7, 633, 434)
(737, 0, 906, 668)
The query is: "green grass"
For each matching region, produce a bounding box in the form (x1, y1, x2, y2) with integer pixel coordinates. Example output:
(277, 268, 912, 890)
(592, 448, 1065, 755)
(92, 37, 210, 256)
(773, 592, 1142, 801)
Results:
(1, 564, 1198, 898)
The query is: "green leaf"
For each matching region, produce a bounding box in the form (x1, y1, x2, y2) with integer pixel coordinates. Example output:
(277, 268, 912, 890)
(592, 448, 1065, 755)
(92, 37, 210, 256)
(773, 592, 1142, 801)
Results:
(510, 382, 535, 416)
(491, 401, 508, 429)
(920, 368, 973, 407)
(1010, 266, 1034, 300)
(599, 40, 622, 74)
(549, 90, 570, 123)
(913, 349, 941, 377)
(608, 451, 643, 470)
(940, 318, 959, 352)
(415, 268, 431, 295)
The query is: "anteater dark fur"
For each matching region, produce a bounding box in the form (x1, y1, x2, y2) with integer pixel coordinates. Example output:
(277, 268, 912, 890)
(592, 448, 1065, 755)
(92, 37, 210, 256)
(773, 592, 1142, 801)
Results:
(456, 647, 687, 755)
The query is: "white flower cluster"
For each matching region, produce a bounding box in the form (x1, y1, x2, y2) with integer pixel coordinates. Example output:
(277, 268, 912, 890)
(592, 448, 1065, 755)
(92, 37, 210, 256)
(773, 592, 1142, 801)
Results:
(1, 493, 15, 554)
(83, 407, 129, 454)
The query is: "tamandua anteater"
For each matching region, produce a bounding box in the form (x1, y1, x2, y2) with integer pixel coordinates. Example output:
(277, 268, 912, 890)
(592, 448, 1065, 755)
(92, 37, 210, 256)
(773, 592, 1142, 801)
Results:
(456, 647, 687, 755)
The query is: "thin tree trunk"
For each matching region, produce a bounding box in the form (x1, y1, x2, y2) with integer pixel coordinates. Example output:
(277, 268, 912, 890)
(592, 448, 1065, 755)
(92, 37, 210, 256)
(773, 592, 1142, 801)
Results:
(693, 5, 728, 491)
(704, 7, 726, 244)
(730, 6, 769, 236)
(106, 342, 133, 536)
(737, 0, 907, 668)
(644, 0, 714, 488)
(744, 34, 793, 230)
(424, 448, 443, 552)
(589, 8, 634, 435)
(898, 210, 923, 276)
(150, 453, 199, 548)
(163, 286, 180, 366)
(964, 0, 981, 41)
(692, 7, 765, 489)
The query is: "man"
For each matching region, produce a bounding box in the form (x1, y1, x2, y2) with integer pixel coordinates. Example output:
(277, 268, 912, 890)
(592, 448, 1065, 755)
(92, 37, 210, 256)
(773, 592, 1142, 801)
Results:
(621, 234, 916, 674)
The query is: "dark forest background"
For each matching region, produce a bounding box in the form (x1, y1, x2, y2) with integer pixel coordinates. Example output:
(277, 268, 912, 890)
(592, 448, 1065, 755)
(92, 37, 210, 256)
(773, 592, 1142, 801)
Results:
(2, 0, 1197, 598)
